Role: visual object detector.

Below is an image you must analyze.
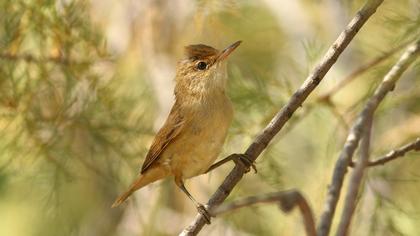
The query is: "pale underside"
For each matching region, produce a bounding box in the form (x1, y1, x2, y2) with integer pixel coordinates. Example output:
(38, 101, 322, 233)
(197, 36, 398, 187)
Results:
(141, 92, 233, 180)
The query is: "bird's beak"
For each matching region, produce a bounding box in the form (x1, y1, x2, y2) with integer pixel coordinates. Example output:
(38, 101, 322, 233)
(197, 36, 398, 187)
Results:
(216, 40, 242, 62)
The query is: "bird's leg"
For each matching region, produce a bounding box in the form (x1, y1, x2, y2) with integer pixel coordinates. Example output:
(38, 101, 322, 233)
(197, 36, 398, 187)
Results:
(205, 153, 257, 174)
(175, 178, 211, 224)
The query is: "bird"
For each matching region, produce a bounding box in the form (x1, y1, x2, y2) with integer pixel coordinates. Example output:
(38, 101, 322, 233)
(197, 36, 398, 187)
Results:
(111, 41, 253, 223)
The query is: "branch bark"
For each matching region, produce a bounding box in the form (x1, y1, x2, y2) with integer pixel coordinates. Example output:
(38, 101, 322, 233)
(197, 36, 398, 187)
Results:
(211, 190, 316, 236)
(180, 0, 384, 235)
(336, 117, 372, 236)
(317, 39, 420, 236)
(0, 52, 73, 64)
(0, 52, 113, 65)
(317, 38, 414, 102)
(349, 137, 420, 167)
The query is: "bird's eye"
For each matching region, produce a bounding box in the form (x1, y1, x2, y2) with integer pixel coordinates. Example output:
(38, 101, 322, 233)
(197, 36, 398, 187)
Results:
(196, 61, 207, 70)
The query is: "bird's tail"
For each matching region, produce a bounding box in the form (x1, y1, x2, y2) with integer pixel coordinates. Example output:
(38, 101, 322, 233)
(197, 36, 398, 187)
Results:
(112, 189, 135, 208)
(111, 167, 168, 208)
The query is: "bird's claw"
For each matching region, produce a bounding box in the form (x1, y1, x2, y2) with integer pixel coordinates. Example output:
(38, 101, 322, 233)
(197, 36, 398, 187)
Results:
(197, 204, 211, 224)
(231, 153, 257, 173)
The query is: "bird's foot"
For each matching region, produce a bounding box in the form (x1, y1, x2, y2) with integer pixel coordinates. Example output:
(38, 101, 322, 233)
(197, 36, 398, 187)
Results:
(197, 204, 211, 224)
(230, 153, 257, 173)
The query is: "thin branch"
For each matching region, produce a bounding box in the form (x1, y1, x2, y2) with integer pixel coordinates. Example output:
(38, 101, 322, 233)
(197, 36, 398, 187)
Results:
(325, 104, 350, 130)
(318, 37, 417, 139)
(317, 39, 420, 236)
(211, 190, 316, 236)
(180, 1, 384, 235)
(349, 137, 420, 167)
(318, 38, 415, 102)
(337, 116, 372, 236)
(0, 52, 113, 65)
(0, 52, 72, 64)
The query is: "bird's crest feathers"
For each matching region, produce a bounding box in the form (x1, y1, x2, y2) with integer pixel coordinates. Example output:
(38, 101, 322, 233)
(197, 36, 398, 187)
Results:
(184, 44, 219, 60)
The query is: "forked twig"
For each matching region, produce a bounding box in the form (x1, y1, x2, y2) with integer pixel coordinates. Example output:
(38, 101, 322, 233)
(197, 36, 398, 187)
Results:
(318, 38, 414, 102)
(349, 137, 420, 167)
(180, 1, 384, 235)
(336, 117, 372, 235)
(212, 190, 316, 236)
(317, 39, 420, 236)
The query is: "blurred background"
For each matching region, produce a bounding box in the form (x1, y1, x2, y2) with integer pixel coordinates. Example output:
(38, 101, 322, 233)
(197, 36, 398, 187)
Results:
(0, 0, 419, 235)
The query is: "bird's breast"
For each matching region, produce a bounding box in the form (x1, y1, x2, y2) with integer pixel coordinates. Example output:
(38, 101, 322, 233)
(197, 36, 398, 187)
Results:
(168, 95, 233, 179)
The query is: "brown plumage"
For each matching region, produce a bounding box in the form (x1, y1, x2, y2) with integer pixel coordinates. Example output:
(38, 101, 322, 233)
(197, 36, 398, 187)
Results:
(112, 41, 242, 217)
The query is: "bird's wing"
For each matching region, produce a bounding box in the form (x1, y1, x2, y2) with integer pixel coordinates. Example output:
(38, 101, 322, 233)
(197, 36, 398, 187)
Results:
(140, 102, 185, 174)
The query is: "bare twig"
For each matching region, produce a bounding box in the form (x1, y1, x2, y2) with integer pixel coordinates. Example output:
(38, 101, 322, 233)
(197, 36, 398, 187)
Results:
(282, 38, 412, 138)
(349, 138, 420, 167)
(337, 117, 372, 236)
(180, 1, 384, 235)
(325, 104, 350, 130)
(0, 52, 72, 64)
(212, 190, 316, 236)
(0, 52, 113, 65)
(317, 39, 420, 236)
(318, 38, 414, 102)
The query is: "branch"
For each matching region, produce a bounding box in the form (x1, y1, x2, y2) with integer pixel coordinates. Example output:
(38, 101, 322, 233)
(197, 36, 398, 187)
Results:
(318, 38, 414, 102)
(0, 52, 113, 65)
(0, 52, 72, 64)
(211, 190, 316, 236)
(317, 39, 420, 236)
(336, 116, 372, 236)
(349, 137, 420, 167)
(180, 1, 384, 235)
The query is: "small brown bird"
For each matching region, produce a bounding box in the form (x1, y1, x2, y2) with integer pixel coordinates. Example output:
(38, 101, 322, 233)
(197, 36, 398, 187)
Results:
(112, 41, 251, 222)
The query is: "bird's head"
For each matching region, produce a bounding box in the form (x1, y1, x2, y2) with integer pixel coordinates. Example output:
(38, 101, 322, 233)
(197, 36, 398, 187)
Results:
(174, 41, 241, 101)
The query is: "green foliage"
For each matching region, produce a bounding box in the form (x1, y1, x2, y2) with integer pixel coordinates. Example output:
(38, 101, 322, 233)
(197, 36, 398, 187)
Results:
(0, 0, 419, 236)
